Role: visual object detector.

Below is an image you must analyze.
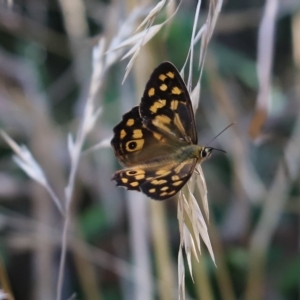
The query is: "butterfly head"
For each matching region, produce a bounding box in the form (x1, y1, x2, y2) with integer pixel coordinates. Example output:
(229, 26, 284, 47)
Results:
(197, 146, 226, 163)
(198, 147, 213, 162)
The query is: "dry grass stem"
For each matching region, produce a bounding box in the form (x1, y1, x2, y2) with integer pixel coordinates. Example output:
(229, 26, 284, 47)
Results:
(187, 0, 201, 86)
(0, 130, 64, 216)
(191, 81, 201, 112)
(246, 11, 300, 296)
(205, 54, 266, 203)
(104, 6, 146, 68)
(107, 1, 181, 82)
(178, 247, 185, 300)
(56, 38, 107, 300)
(150, 201, 175, 300)
(135, 0, 167, 32)
(193, 254, 214, 300)
(249, 0, 278, 138)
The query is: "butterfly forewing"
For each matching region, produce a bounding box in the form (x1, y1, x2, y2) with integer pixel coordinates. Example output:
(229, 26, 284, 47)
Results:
(111, 106, 184, 167)
(140, 62, 197, 144)
(112, 159, 197, 200)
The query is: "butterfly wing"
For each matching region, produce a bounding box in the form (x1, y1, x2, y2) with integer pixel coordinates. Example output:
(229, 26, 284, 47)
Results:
(112, 158, 197, 200)
(111, 106, 185, 167)
(139, 62, 197, 144)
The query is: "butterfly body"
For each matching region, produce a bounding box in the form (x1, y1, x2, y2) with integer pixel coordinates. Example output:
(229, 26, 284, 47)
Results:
(111, 62, 213, 200)
(173, 144, 212, 163)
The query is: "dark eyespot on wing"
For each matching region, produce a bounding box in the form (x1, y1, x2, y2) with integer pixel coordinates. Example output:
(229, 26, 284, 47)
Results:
(111, 105, 184, 167)
(139, 159, 197, 201)
(111, 158, 197, 200)
(112, 168, 146, 191)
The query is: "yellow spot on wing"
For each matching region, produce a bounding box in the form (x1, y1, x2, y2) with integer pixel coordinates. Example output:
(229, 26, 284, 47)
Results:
(152, 119, 172, 135)
(120, 129, 126, 139)
(170, 100, 179, 110)
(159, 74, 167, 81)
(161, 186, 169, 191)
(150, 99, 166, 113)
(149, 188, 156, 193)
(156, 171, 172, 177)
(135, 174, 145, 180)
(168, 190, 176, 195)
(172, 175, 180, 181)
(155, 169, 168, 175)
(121, 178, 128, 183)
(126, 119, 134, 126)
(130, 182, 139, 187)
(160, 192, 169, 197)
(148, 88, 155, 97)
(174, 113, 186, 134)
(174, 164, 185, 173)
(151, 179, 167, 185)
(160, 84, 168, 91)
(155, 115, 171, 124)
(133, 129, 143, 139)
(167, 71, 175, 78)
(172, 87, 182, 95)
(172, 180, 183, 186)
(153, 132, 163, 141)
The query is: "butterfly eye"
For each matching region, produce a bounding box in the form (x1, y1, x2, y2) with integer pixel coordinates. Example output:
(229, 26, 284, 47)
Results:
(201, 148, 212, 158)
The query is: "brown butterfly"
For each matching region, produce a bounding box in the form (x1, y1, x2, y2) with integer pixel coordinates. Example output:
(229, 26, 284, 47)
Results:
(111, 62, 216, 200)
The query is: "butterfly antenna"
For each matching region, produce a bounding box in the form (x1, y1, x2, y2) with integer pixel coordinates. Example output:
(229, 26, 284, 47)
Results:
(205, 122, 235, 147)
(212, 147, 227, 154)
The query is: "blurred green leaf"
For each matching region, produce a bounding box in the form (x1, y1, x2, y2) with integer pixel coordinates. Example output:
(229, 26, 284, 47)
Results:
(279, 255, 300, 292)
(80, 204, 108, 242)
(213, 42, 258, 89)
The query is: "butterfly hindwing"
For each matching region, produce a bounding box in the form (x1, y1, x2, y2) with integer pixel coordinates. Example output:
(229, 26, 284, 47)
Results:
(112, 159, 197, 200)
(140, 62, 197, 144)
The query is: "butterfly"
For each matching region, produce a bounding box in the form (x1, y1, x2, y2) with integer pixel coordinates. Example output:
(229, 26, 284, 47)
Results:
(111, 62, 215, 201)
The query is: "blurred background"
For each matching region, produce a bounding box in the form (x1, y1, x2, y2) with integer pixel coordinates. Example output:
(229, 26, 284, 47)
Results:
(0, 0, 300, 299)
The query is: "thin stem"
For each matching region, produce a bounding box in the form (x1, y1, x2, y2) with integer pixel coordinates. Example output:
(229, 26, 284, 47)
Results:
(44, 184, 65, 217)
(56, 213, 70, 300)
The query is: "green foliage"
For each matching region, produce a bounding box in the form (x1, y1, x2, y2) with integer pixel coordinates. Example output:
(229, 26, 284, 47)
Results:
(279, 255, 300, 296)
(80, 204, 108, 243)
(213, 42, 258, 89)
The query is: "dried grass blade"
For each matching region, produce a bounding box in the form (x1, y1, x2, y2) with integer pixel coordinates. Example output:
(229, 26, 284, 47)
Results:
(1, 130, 64, 215)
(191, 81, 200, 112)
(249, 0, 278, 138)
(135, 0, 166, 32)
(195, 165, 209, 220)
(183, 224, 194, 282)
(178, 247, 185, 300)
(188, 189, 215, 263)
